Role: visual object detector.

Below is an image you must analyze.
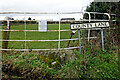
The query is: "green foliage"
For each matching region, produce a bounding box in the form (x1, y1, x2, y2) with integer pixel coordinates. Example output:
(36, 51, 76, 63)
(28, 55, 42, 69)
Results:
(86, 2, 116, 13)
(58, 50, 118, 78)
(86, 51, 118, 78)
(84, 2, 116, 19)
(2, 48, 119, 79)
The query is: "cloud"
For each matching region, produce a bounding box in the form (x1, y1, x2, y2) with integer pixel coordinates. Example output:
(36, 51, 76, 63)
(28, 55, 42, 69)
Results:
(0, 0, 93, 12)
(0, 0, 94, 20)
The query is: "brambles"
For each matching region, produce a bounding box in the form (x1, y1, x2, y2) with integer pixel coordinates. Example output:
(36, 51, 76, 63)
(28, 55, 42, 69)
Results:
(2, 47, 119, 79)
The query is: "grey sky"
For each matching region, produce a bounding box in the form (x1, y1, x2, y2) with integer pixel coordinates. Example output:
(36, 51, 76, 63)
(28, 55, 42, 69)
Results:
(0, 0, 94, 12)
(0, 0, 94, 20)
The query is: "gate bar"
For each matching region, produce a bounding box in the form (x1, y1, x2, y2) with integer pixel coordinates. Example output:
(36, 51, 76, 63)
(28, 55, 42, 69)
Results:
(0, 37, 97, 42)
(1, 46, 80, 51)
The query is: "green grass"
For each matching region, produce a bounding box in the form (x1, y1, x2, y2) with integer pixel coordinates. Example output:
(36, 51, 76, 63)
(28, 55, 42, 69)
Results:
(2, 24, 79, 49)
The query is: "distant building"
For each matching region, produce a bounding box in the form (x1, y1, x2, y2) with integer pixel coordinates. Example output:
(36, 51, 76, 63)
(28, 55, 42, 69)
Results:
(5, 16, 14, 20)
(46, 19, 53, 21)
(61, 18, 75, 21)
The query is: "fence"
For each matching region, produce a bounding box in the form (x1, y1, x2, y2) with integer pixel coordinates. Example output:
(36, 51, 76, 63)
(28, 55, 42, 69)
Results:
(0, 12, 116, 51)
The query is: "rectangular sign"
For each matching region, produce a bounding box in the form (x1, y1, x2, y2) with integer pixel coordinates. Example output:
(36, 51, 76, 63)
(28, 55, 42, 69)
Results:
(70, 22, 110, 30)
(38, 20, 47, 32)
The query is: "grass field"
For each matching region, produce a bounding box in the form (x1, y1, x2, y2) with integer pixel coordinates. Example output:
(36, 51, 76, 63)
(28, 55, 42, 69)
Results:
(2, 23, 79, 49)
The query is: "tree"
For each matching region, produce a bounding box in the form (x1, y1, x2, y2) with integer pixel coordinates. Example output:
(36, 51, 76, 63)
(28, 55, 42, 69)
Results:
(114, 2, 120, 26)
(84, 2, 120, 55)
(86, 2, 116, 13)
(84, 2, 120, 26)
(28, 17, 32, 20)
(113, 2, 120, 75)
(84, 2, 116, 20)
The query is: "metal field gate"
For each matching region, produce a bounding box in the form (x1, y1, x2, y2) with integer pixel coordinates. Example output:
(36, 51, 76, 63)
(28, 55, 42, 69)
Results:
(0, 12, 116, 51)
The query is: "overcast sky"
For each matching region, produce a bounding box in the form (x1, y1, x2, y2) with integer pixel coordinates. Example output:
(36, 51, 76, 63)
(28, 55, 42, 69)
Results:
(0, 0, 94, 12)
(0, 0, 94, 20)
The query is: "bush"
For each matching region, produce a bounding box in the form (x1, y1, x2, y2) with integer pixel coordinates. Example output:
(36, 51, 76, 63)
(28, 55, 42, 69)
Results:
(54, 50, 118, 79)
(2, 49, 119, 79)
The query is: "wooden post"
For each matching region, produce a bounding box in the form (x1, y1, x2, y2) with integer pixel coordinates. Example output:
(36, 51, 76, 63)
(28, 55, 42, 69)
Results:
(2, 21, 11, 51)
(67, 35, 72, 48)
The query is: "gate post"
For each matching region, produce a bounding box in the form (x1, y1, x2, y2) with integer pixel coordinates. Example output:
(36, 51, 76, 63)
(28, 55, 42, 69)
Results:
(88, 12, 91, 42)
(58, 13, 61, 50)
(2, 20, 11, 51)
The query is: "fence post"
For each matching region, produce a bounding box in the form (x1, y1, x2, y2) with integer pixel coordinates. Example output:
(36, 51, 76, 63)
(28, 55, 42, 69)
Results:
(0, 21, 2, 49)
(88, 12, 91, 42)
(24, 12, 27, 49)
(2, 20, 11, 50)
(58, 13, 61, 50)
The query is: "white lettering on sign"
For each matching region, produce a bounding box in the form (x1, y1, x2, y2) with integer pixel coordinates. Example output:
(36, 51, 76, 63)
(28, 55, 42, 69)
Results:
(70, 22, 110, 30)
(38, 20, 47, 32)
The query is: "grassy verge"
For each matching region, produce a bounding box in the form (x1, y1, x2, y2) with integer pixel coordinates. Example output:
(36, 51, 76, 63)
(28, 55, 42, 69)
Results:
(2, 49, 119, 79)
